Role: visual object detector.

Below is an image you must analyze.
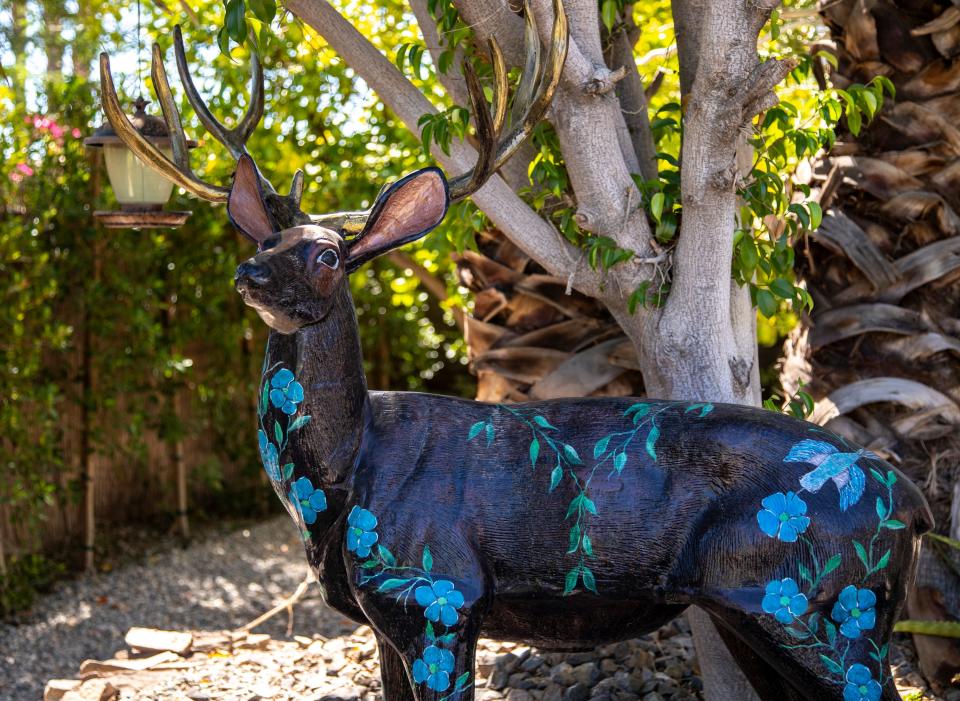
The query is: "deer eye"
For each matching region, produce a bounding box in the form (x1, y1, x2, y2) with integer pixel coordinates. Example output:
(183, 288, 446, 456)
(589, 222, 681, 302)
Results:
(316, 248, 339, 270)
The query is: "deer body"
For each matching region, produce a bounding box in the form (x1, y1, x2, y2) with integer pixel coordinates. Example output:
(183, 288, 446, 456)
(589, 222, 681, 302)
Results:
(256, 273, 931, 701)
(101, 8, 932, 696)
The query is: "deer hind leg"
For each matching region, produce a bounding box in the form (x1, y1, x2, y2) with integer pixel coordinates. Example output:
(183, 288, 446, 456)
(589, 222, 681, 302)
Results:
(704, 601, 903, 701)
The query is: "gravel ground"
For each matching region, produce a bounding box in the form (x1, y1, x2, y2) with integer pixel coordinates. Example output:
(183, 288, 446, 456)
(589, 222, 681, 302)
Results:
(1, 516, 945, 701)
(0, 517, 355, 700)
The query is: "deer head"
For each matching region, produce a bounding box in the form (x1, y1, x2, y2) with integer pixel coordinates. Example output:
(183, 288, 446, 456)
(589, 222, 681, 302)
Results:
(99, 2, 567, 333)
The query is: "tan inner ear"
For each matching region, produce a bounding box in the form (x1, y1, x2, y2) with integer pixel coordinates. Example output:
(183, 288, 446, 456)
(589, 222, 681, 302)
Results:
(228, 156, 273, 242)
(349, 171, 446, 260)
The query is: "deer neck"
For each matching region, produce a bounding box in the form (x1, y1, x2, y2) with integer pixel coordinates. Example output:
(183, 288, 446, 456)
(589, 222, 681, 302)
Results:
(259, 283, 367, 513)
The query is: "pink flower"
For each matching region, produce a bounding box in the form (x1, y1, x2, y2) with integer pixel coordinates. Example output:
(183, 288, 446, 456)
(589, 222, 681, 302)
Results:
(71, 128, 82, 138)
(9, 172, 23, 183)
(16, 163, 34, 176)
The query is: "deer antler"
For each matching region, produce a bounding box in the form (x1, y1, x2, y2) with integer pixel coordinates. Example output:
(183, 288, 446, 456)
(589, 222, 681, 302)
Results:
(447, 0, 568, 202)
(312, 0, 567, 236)
(99, 26, 269, 204)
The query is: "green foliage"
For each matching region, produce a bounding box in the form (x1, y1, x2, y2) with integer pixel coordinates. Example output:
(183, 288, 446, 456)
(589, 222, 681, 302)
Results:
(763, 386, 815, 420)
(0, 0, 471, 607)
(0, 554, 65, 618)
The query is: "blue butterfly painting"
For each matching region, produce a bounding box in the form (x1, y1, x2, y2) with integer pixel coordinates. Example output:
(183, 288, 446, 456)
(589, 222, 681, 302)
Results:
(784, 440, 877, 511)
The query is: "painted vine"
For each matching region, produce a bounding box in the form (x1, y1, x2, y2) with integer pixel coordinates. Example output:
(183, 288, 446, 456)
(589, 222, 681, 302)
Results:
(468, 401, 713, 595)
(346, 506, 472, 700)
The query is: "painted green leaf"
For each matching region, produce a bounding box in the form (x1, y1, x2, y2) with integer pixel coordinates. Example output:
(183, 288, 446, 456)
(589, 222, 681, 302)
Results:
(582, 534, 594, 557)
(700, 404, 714, 417)
(886, 470, 897, 486)
(440, 633, 456, 645)
(880, 643, 888, 659)
(274, 420, 283, 446)
(563, 444, 583, 465)
(550, 465, 563, 492)
(425, 621, 436, 641)
(593, 435, 611, 459)
(582, 497, 598, 515)
(533, 415, 557, 430)
(568, 525, 581, 554)
(378, 545, 397, 567)
(625, 403, 650, 418)
(613, 452, 627, 473)
(884, 519, 906, 530)
(824, 619, 837, 647)
(853, 540, 868, 569)
(282, 463, 295, 480)
(377, 578, 409, 592)
(797, 562, 812, 585)
(485, 422, 495, 446)
(260, 384, 269, 415)
(422, 545, 433, 572)
(875, 497, 887, 520)
(645, 425, 660, 461)
(581, 566, 598, 593)
(565, 494, 582, 519)
(289, 415, 311, 433)
(684, 403, 702, 413)
(876, 549, 891, 570)
(869, 467, 885, 485)
(563, 568, 579, 595)
(530, 437, 540, 468)
(468, 420, 485, 440)
(455, 672, 471, 690)
(808, 612, 820, 634)
(819, 654, 843, 675)
(361, 559, 379, 569)
(822, 553, 842, 577)
(784, 626, 809, 640)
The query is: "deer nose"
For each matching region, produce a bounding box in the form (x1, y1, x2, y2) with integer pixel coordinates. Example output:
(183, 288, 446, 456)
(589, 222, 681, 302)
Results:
(235, 261, 270, 286)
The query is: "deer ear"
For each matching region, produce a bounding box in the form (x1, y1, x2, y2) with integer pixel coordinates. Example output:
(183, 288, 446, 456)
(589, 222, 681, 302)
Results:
(346, 167, 449, 271)
(228, 154, 274, 246)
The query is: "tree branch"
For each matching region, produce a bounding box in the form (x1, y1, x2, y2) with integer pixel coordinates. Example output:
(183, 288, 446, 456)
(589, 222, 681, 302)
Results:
(604, 12, 658, 181)
(528, 0, 654, 267)
(284, 0, 605, 297)
(409, 0, 470, 107)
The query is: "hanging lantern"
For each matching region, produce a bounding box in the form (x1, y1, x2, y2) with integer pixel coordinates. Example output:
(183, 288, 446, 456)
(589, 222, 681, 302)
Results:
(84, 96, 195, 228)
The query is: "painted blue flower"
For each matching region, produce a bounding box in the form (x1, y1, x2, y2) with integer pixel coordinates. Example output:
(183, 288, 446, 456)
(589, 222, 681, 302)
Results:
(269, 368, 304, 415)
(761, 578, 808, 624)
(757, 491, 810, 542)
(412, 645, 455, 692)
(258, 429, 280, 481)
(415, 580, 465, 626)
(288, 476, 326, 525)
(843, 663, 882, 701)
(346, 506, 379, 557)
(832, 585, 877, 639)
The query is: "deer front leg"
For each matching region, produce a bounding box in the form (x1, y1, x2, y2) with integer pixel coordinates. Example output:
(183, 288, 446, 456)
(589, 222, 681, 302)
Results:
(354, 570, 485, 701)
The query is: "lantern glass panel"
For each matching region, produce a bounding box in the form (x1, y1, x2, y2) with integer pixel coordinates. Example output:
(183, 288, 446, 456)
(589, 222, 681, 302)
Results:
(103, 143, 174, 208)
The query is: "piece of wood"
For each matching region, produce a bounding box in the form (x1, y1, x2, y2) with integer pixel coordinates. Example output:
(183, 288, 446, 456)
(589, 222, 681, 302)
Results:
(44, 680, 81, 701)
(124, 627, 193, 655)
(79, 651, 181, 677)
(811, 376, 960, 429)
(61, 680, 118, 701)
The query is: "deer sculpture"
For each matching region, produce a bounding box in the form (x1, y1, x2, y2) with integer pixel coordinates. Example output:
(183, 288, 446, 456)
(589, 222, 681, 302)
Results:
(100, 5, 932, 699)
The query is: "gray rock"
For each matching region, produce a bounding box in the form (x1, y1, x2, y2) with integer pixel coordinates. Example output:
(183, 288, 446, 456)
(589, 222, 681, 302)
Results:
(549, 662, 577, 686)
(563, 682, 590, 701)
(572, 662, 599, 686)
(506, 689, 534, 701)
